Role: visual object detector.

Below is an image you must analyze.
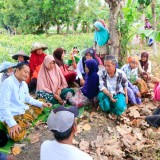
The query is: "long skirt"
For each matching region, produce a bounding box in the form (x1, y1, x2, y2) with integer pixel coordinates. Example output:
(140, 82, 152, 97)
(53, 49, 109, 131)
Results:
(127, 81, 142, 105)
(37, 88, 75, 105)
(67, 89, 90, 108)
(154, 83, 160, 101)
(97, 92, 127, 116)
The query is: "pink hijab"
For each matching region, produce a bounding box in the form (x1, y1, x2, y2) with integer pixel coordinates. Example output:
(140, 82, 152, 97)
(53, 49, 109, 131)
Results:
(36, 55, 68, 94)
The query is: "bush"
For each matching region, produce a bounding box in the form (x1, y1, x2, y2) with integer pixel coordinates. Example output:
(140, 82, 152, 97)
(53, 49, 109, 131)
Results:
(0, 33, 93, 63)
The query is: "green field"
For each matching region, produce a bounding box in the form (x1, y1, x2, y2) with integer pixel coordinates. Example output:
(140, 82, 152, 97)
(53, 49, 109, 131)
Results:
(0, 33, 93, 63)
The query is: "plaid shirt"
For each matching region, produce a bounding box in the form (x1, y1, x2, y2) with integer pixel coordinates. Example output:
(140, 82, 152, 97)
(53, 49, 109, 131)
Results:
(98, 68, 127, 95)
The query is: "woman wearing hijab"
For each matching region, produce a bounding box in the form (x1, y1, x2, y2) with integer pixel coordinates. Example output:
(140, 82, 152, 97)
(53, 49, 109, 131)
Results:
(36, 55, 74, 105)
(53, 48, 77, 84)
(67, 59, 99, 108)
(138, 52, 152, 81)
(93, 21, 110, 64)
(76, 48, 100, 86)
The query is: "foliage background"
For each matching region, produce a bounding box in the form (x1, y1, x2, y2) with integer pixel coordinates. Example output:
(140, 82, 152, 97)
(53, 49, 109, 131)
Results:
(0, 34, 93, 63)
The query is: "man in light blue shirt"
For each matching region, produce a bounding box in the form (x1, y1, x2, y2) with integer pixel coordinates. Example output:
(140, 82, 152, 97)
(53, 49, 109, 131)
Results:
(0, 63, 52, 141)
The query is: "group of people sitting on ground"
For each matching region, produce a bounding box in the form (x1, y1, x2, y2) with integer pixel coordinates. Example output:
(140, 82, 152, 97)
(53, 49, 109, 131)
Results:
(0, 20, 160, 160)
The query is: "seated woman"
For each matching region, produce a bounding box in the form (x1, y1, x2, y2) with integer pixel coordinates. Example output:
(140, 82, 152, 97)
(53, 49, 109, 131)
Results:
(36, 55, 74, 105)
(0, 61, 17, 82)
(138, 52, 152, 81)
(121, 56, 148, 97)
(76, 48, 100, 86)
(53, 48, 77, 84)
(67, 59, 99, 109)
(12, 50, 30, 64)
(29, 42, 47, 93)
(29, 42, 47, 77)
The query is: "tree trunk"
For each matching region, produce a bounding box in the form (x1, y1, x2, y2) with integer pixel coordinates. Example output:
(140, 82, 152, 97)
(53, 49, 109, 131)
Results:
(57, 25, 60, 34)
(151, 0, 157, 55)
(105, 0, 123, 61)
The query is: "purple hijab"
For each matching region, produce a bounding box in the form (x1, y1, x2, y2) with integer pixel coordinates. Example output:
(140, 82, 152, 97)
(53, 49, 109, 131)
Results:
(81, 59, 99, 99)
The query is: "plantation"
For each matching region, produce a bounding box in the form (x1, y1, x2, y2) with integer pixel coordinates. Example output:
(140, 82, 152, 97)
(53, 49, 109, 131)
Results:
(0, 33, 93, 62)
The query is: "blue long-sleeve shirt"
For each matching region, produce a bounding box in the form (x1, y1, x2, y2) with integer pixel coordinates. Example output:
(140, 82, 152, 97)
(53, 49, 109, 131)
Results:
(0, 74, 43, 127)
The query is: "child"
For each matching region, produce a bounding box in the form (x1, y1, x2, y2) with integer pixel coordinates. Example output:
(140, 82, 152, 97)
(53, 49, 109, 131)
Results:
(67, 59, 99, 109)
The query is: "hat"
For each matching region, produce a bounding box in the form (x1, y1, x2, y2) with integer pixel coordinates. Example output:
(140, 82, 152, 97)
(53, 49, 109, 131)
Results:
(0, 129, 8, 147)
(0, 61, 17, 73)
(31, 42, 48, 52)
(105, 55, 116, 61)
(47, 106, 79, 133)
(12, 50, 30, 61)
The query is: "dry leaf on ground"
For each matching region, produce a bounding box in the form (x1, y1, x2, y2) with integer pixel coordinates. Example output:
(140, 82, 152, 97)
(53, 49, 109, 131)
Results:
(82, 123, 91, 131)
(79, 140, 89, 152)
(12, 146, 21, 155)
(28, 133, 40, 144)
(116, 125, 132, 136)
(128, 108, 140, 118)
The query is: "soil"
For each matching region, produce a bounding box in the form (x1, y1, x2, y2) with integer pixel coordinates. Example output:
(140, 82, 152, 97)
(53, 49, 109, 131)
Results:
(15, 44, 160, 160)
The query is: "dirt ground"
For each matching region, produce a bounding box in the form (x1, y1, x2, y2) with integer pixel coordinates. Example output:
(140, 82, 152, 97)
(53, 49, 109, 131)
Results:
(15, 44, 160, 160)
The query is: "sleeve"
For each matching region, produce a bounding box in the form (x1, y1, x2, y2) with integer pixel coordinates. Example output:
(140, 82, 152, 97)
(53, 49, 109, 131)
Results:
(0, 80, 17, 127)
(121, 72, 128, 89)
(24, 84, 43, 108)
(147, 61, 151, 73)
(135, 68, 139, 80)
(98, 70, 106, 91)
(138, 62, 144, 74)
(76, 58, 83, 79)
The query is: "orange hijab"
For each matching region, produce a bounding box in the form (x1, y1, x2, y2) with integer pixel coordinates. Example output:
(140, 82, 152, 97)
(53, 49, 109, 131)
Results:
(36, 55, 68, 94)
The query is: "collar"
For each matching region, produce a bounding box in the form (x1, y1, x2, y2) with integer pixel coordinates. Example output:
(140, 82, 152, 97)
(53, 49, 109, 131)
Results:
(12, 74, 23, 86)
(106, 68, 118, 78)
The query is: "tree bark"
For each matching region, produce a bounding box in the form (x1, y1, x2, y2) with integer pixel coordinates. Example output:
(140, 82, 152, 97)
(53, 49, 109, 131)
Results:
(151, 0, 157, 55)
(105, 0, 123, 61)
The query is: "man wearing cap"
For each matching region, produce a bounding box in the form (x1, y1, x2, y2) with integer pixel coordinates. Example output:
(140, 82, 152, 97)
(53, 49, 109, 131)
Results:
(40, 105, 92, 160)
(0, 63, 52, 141)
(97, 55, 128, 116)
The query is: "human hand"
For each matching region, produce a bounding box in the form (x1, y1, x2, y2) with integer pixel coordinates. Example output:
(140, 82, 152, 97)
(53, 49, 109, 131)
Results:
(110, 97, 117, 103)
(80, 79, 85, 86)
(54, 94, 64, 104)
(136, 92, 141, 97)
(42, 103, 52, 108)
(9, 124, 21, 139)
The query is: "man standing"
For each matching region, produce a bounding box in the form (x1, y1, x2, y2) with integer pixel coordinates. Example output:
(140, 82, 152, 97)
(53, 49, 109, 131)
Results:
(98, 55, 128, 116)
(0, 63, 52, 141)
(40, 105, 92, 160)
